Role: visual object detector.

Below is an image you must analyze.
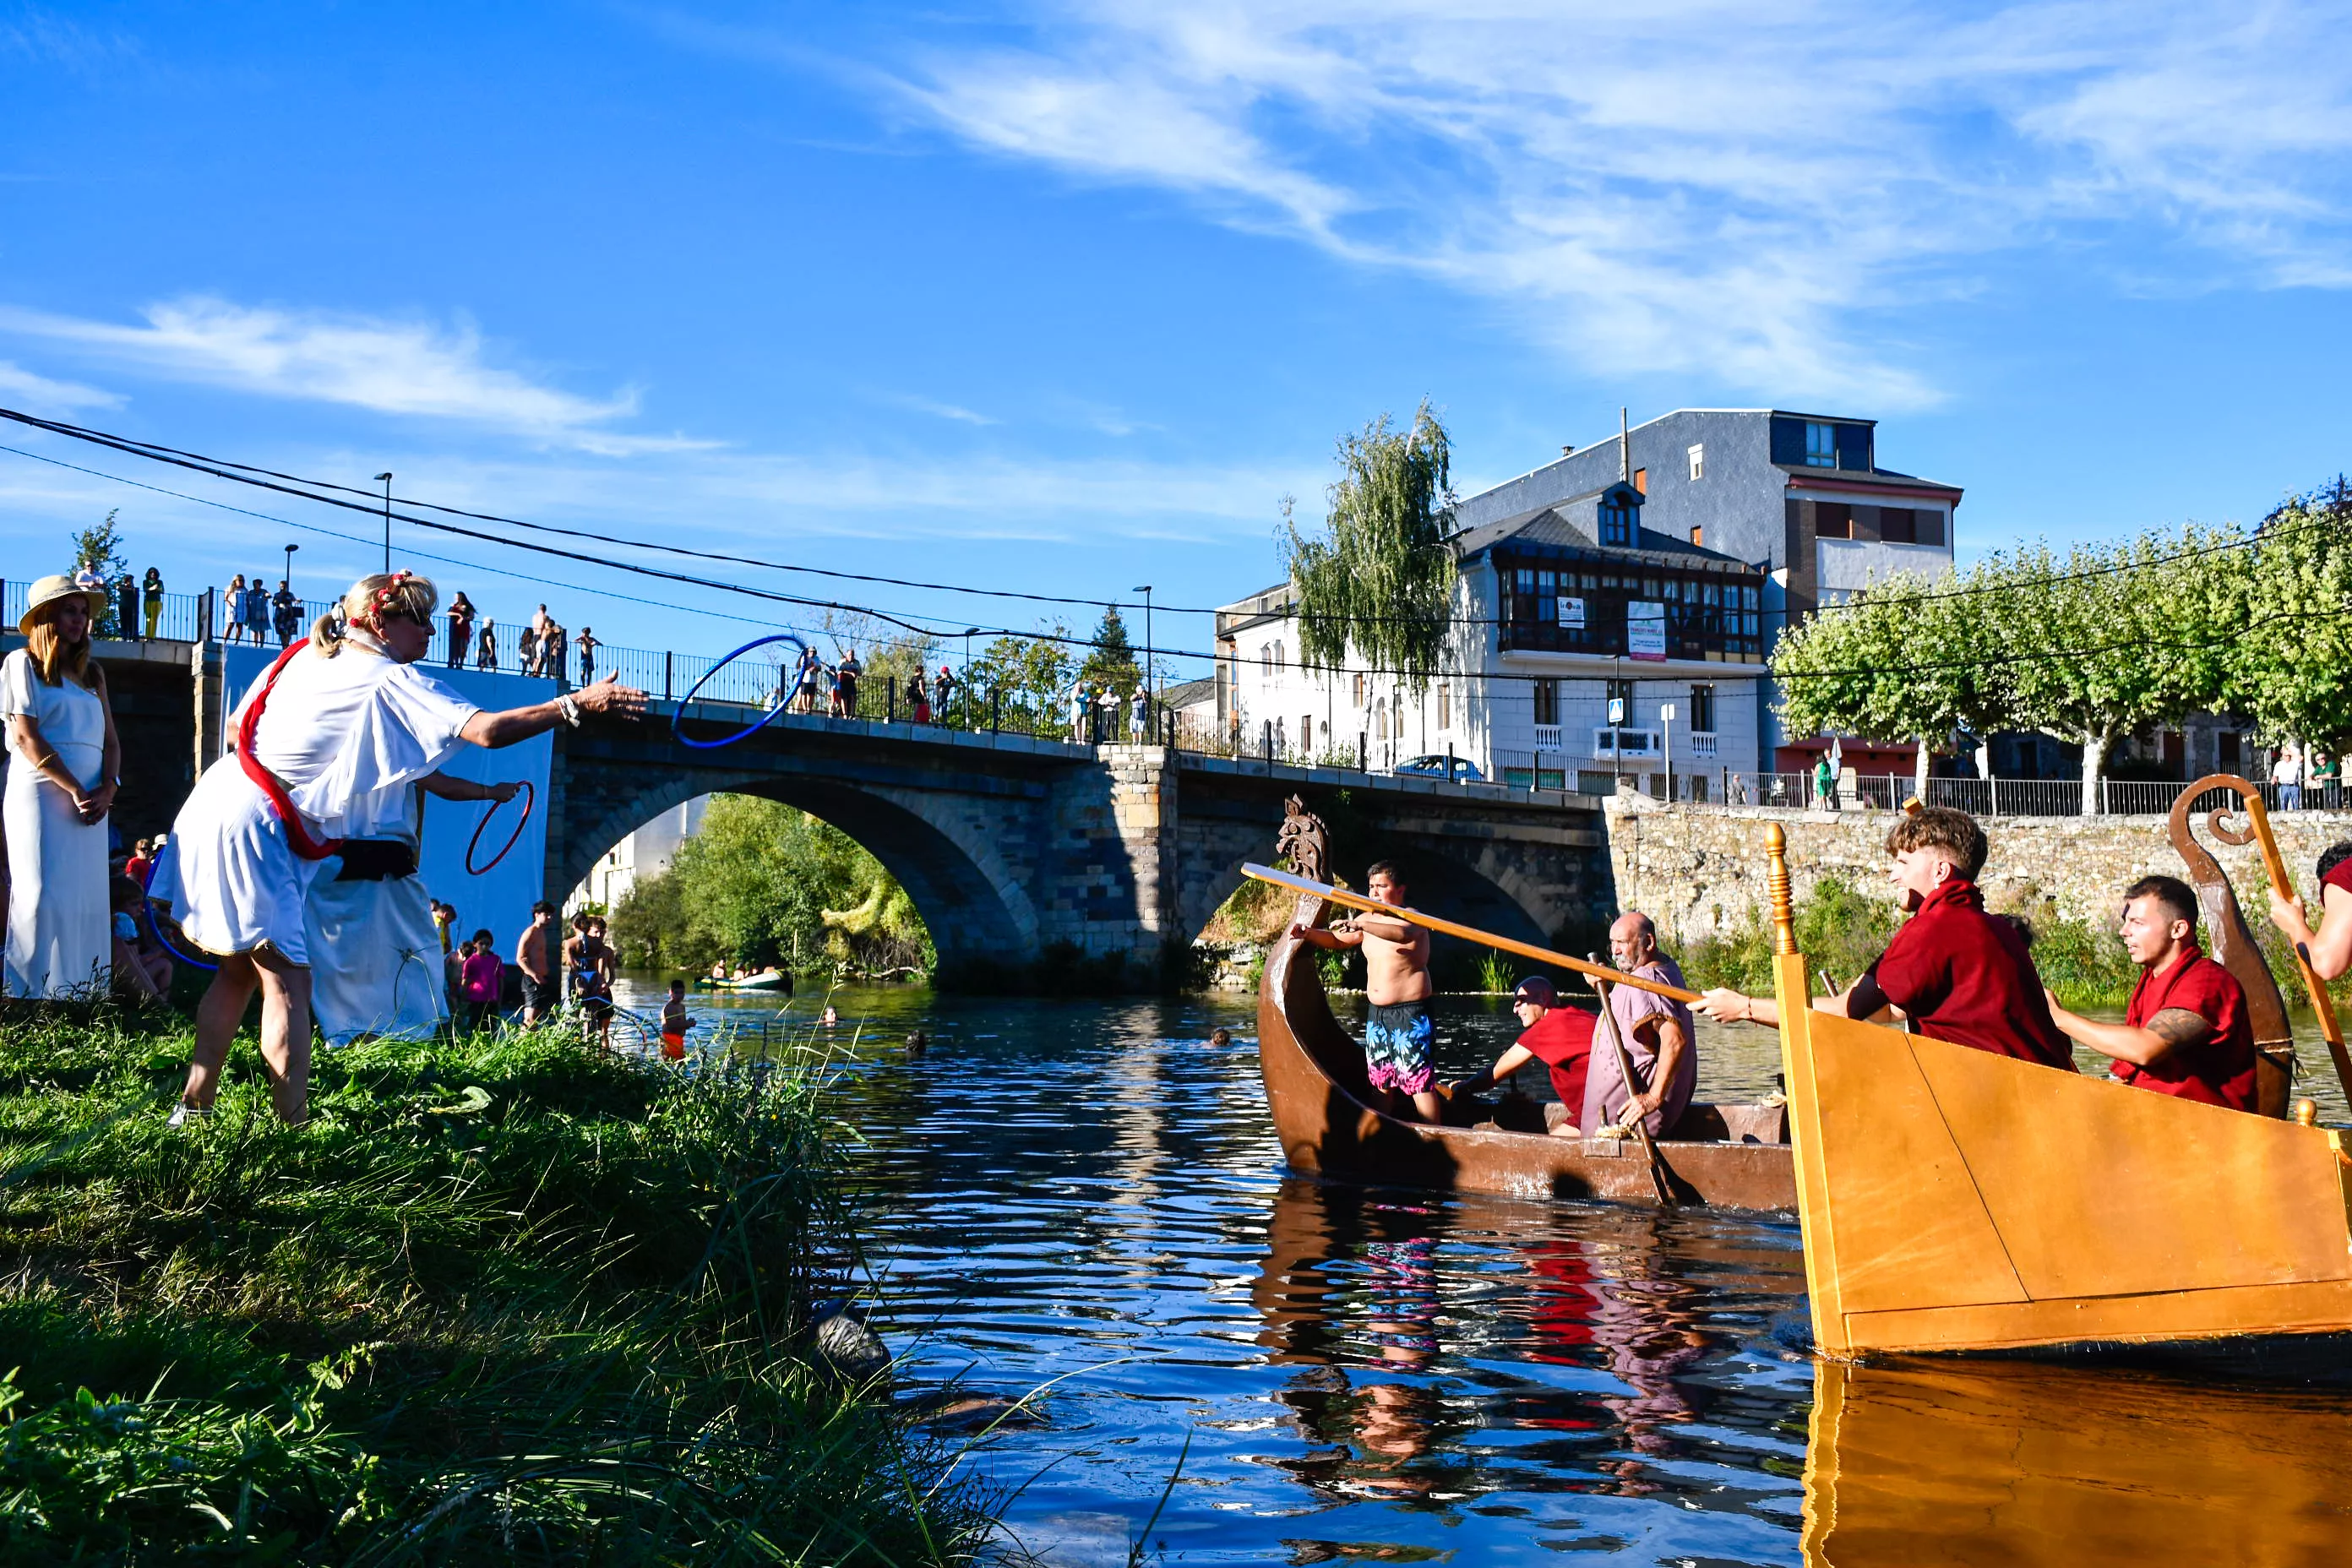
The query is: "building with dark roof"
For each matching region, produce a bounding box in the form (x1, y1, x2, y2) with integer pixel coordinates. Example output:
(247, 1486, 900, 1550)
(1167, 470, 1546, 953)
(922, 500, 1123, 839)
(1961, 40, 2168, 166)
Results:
(1211, 407, 1962, 796)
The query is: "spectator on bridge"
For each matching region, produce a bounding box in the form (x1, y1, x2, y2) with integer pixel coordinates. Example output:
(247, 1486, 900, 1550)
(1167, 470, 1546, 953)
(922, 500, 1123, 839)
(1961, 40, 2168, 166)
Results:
(578, 626, 599, 688)
(1098, 687, 1121, 744)
(835, 647, 861, 716)
(115, 574, 137, 642)
(141, 568, 165, 640)
(242, 574, 271, 645)
(2275, 743, 2305, 811)
(1070, 683, 1092, 743)
(791, 645, 824, 714)
(907, 670, 930, 725)
(476, 616, 498, 672)
(543, 622, 568, 689)
(223, 574, 248, 644)
(934, 663, 958, 726)
(445, 592, 476, 668)
(271, 580, 300, 646)
(1130, 687, 1149, 743)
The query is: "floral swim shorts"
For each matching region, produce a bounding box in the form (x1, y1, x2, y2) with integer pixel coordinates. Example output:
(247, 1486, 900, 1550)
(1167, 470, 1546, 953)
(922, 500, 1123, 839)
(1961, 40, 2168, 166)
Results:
(1364, 1000, 1435, 1096)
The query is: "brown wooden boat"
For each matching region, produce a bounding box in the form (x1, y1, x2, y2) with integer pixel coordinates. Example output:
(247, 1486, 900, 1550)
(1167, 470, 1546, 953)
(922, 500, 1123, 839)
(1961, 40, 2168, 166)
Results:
(1257, 890, 1797, 1211)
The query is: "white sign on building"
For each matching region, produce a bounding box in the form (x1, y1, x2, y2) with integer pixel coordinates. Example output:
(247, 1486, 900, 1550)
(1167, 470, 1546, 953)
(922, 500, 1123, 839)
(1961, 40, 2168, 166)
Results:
(1626, 601, 1667, 661)
(1558, 596, 1586, 629)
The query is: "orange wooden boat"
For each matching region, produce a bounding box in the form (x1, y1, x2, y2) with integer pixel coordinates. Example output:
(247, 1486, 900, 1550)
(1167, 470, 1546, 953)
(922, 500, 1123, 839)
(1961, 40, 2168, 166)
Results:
(1765, 816, 2352, 1357)
(1256, 886, 1796, 1211)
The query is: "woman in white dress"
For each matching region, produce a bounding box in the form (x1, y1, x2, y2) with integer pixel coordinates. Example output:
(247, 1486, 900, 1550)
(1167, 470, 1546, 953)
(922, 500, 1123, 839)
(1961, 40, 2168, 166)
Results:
(168, 571, 645, 1124)
(1, 575, 121, 998)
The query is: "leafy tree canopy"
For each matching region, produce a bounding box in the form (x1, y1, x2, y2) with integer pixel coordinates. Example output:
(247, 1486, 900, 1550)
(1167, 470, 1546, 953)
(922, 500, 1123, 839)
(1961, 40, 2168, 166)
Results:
(1284, 400, 1458, 690)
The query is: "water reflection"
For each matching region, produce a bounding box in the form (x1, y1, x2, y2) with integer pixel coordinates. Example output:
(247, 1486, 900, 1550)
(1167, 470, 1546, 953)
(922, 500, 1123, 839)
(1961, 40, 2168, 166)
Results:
(1804, 1358, 2352, 1564)
(612, 979, 2352, 1564)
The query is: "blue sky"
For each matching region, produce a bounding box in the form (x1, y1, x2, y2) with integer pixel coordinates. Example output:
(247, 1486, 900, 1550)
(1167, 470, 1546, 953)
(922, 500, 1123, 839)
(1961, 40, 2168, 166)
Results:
(6, 2, 2352, 676)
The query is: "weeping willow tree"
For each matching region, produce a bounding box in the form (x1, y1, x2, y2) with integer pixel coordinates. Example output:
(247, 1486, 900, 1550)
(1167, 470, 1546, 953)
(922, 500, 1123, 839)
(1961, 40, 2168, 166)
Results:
(1284, 401, 1458, 689)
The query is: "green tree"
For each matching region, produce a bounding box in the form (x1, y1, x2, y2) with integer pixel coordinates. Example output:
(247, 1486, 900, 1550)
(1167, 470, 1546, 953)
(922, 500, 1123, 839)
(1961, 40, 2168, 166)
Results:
(2220, 486, 2352, 750)
(1079, 607, 1141, 698)
(1284, 400, 1458, 689)
(1773, 570, 2005, 798)
(608, 796, 933, 977)
(70, 509, 128, 637)
(967, 624, 1075, 735)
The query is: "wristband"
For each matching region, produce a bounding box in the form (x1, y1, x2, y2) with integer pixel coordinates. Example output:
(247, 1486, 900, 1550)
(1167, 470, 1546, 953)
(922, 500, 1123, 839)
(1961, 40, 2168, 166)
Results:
(557, 695, 582, 728)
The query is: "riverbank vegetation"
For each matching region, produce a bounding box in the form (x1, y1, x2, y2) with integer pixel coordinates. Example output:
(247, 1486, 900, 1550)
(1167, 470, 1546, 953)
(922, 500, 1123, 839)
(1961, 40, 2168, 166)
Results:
(612, 796, 933, 980)
(0, 1005, 988, 1564)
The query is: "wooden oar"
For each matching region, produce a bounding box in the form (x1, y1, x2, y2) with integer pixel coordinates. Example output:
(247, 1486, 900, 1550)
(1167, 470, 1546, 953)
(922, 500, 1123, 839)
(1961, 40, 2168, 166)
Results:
(1244, 863, 1701, 1004)
(2235, 789, 2352, 1104)
(1587, 961, 1678, 1206)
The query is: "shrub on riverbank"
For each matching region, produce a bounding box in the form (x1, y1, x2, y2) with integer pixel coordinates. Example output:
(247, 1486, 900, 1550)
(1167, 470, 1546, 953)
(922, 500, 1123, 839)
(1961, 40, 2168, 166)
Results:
(0, 1006, 988, 1564)
(612, 795, 934, 980)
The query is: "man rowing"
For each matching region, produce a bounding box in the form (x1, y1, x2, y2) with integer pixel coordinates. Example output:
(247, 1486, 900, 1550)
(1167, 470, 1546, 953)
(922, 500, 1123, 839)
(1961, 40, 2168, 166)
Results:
(1585, 912, 1697, 1138)
(2045, 874, 2257, 1110)
(1696, 805, 2075, 1070)
(2266, 841, 2352, 981)
(1291, 860, 1441, 1123)
(1448, 975, 1594, 1137)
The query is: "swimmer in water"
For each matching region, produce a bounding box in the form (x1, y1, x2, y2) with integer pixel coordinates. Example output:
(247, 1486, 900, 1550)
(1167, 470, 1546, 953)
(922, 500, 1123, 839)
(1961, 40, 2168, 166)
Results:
(1209, 1026, 1233, 1047)
(819, 1004, 839, 1027)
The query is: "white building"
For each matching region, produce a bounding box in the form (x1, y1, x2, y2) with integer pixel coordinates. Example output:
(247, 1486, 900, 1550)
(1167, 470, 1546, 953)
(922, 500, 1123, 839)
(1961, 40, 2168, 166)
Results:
(571, 794, 709, 912)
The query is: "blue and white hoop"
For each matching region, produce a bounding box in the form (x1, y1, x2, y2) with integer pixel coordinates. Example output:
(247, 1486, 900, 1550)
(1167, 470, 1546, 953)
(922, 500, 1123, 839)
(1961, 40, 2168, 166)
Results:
(669, 633, 814, 749)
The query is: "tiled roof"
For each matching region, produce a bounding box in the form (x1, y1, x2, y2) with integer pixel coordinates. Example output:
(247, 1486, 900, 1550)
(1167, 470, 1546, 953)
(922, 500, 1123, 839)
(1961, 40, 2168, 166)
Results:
(1451, 502, 1762, 574)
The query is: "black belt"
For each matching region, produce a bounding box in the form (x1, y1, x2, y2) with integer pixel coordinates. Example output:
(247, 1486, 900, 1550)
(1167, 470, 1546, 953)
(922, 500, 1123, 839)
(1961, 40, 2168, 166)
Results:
(333, 839, 419, 881)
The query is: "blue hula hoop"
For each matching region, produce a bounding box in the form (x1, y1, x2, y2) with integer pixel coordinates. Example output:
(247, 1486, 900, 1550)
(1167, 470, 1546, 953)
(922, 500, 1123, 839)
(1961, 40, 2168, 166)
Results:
(670, 633, 814, 749)
(144, 897, 219, 973)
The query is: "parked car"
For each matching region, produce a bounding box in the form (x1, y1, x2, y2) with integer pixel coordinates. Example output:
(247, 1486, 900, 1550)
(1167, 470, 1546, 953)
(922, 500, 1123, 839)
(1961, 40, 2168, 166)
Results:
(1392, 754, 1484, 782)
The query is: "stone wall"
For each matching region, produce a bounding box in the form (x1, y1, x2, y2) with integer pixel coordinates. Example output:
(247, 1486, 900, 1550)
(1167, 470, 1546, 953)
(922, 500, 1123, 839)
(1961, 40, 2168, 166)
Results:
(1604, 796, 2352, 940)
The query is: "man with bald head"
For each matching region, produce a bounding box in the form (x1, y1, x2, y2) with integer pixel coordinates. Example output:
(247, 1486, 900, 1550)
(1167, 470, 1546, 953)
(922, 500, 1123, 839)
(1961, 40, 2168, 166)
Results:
(1582, 912, 1697, 1139)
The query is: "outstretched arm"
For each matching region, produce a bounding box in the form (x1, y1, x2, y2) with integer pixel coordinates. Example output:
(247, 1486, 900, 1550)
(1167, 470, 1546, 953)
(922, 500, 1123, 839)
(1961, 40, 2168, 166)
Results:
(2270, 882, 2352, 983)
(1451, 1042, 1535, 1095)
(1290, 921, 1364, 950)
(2044, 988, 2202, 1066)
(421, 771, 520, 803)
(460, 675, 645, 749)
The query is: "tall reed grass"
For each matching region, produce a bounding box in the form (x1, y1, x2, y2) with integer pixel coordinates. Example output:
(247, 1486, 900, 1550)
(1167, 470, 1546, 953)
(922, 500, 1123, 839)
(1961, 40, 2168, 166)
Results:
(0, 1006, 992, 1564)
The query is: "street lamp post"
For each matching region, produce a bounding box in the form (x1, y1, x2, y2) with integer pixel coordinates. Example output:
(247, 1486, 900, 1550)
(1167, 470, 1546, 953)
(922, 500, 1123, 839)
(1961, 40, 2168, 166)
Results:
(963, 627, 980, 728)
(373, 472, 393, 572)
(1130, 584, 1153, 707)
(283, 542, 298, 590)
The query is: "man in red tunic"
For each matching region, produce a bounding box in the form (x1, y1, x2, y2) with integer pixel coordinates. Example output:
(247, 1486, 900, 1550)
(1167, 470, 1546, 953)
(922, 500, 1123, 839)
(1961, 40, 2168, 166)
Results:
(1697, 805, 2075, 1071)
(2045, 874, 2257, 1110)
(1448, 976, 1596, 1138)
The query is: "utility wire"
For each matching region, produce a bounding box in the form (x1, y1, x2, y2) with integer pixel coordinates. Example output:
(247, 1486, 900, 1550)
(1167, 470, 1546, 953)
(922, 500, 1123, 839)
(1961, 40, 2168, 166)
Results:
(10, 408, 2350, 690)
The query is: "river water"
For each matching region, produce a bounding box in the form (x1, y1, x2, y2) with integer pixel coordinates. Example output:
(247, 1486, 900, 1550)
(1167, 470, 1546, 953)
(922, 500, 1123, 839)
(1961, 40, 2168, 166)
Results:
(615, 978, 2352, 1565)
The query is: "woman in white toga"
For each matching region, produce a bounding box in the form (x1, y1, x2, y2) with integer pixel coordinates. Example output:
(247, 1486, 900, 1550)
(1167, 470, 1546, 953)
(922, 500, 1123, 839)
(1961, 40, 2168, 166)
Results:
(166, 571, 644, 1124)
(1, 574, 121, 998)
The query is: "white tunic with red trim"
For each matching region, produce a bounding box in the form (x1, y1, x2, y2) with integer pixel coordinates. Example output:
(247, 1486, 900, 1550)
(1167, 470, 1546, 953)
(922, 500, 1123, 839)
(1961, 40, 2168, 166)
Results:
(167, 634, 479, 962)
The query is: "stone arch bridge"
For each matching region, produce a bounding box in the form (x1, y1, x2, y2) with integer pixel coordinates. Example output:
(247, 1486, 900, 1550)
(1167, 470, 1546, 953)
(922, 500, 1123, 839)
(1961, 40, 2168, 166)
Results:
(550, 706, 1615, 978)
(88, 635, 1617, 983)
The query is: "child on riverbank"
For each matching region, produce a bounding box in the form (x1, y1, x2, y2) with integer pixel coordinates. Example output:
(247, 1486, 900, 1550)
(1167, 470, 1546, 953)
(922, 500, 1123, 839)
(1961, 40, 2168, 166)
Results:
(661, 978, 693, 1059)
(461, 930, 503, 1034)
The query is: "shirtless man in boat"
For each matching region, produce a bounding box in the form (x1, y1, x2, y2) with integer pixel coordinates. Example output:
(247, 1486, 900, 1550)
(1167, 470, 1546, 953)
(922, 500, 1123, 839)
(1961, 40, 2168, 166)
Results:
(2045, 874, 2257, 1110)
(1695, 805, 2075, 1070)
(1292, 861, 1442, 1123)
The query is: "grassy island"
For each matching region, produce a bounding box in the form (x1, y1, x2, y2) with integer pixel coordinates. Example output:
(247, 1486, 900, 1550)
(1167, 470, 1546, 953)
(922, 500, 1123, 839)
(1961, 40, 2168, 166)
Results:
(0, 1006, 988, 1565)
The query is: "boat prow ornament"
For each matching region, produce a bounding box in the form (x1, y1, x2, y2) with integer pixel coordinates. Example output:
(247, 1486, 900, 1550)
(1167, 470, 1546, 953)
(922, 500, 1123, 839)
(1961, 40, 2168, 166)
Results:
(1272, 795, 1332, 930)
(1765, 814, 2352, 1358)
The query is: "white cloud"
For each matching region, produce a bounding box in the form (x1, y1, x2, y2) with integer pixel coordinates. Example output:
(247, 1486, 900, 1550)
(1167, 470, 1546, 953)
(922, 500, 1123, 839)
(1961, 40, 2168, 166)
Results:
(0, 298, 713, 453)
(0, 359, 120, 412)
(859, 1, 2352, 407)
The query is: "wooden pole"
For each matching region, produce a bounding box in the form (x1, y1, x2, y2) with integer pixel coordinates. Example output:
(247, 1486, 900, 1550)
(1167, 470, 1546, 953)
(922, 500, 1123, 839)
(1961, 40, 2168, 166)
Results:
(1242, 863, 1700, 1002)
(1588, 961, 1677, 1206)
(2236, 788, 2352, 1104)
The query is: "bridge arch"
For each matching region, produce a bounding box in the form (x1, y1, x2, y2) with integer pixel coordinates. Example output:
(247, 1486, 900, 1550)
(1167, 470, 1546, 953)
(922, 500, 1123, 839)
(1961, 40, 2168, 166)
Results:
(552, 764, 1043, 972)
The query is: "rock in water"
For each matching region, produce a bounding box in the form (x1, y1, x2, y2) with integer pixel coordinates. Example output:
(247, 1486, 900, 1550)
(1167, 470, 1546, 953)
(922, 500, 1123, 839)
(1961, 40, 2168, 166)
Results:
(813, 1300, 891, 1384)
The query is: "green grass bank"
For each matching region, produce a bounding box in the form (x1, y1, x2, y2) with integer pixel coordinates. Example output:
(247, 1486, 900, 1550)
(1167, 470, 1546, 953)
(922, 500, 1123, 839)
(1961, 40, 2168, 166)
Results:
(0, 1006, 991, 1565)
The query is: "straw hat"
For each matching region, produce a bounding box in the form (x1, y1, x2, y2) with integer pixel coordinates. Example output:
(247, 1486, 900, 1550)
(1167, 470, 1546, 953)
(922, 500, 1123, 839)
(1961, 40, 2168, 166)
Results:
(19, 573, 100, 636)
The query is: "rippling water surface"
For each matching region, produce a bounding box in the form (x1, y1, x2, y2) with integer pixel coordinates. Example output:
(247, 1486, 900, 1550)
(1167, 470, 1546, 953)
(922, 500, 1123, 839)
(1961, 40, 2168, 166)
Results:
(615, 978, 2352, 1565)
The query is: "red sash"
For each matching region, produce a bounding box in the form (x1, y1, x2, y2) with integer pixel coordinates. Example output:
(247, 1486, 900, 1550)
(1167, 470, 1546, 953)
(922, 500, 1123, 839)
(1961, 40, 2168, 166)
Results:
(236, 641, 345, 861)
